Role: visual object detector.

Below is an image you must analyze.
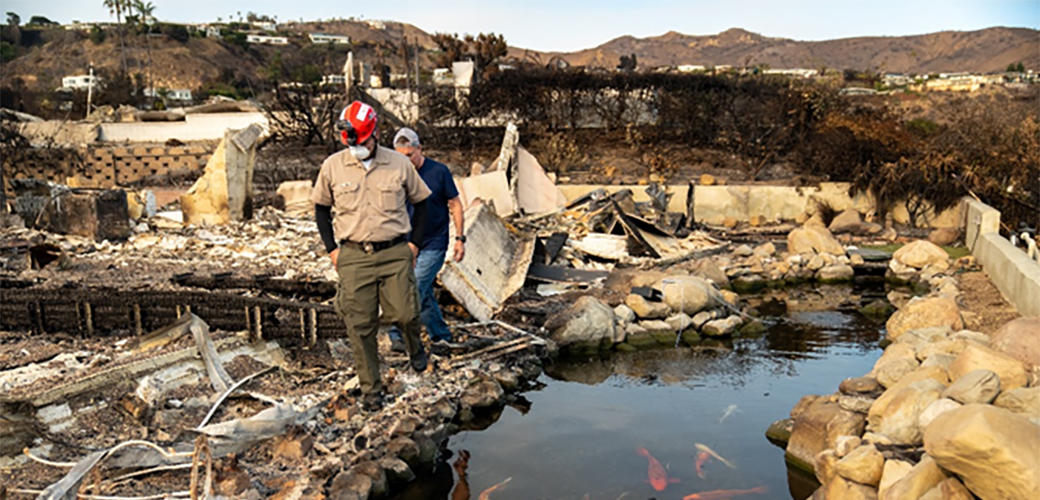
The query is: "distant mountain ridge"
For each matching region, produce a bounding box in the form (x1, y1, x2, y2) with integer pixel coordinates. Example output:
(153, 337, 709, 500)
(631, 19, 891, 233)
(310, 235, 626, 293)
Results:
(515, 27, 1039, 74)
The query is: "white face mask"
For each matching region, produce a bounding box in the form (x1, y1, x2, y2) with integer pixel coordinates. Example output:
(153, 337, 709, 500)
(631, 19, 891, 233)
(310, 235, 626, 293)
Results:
(349, 145, 371, 161)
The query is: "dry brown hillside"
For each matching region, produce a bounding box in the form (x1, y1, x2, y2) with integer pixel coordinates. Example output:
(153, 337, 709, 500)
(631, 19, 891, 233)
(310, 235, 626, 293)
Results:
(4, 24, 1037, 95)
(519, 27, 1040, 73)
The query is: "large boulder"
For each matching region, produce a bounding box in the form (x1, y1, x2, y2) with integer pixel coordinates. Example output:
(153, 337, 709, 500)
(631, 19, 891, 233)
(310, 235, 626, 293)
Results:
(867, 379, 945, 445)
(654, 275, 715, 315)
(948, 343, 1028, 391)
(924, 404, 1040, 500)
(546, 296, 617, 351)
(892, 240, 949, 270)
(885, 297, 963, 341)
(989, 317, 1040, 372)
(880, 455, 949, 500)
(460, 376, 505, 408)
(941, 369, 1001, 405)
(787, 398, 867, 472)
(928, 228, 962, 247)
(788, 225, 845, 256)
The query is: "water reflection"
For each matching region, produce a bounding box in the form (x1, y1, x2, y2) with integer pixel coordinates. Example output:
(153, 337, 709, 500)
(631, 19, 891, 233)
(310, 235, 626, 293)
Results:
(390, 285, 886, 500)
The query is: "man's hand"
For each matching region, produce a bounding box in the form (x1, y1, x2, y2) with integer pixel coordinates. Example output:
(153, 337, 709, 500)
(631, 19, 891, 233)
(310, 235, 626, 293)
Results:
(329, 247, 339, 266)
(408, 242, 419, 267)
(453, 240, 465, 262)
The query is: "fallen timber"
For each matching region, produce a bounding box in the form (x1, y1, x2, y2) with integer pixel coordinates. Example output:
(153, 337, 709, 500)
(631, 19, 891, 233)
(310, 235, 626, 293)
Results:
(0, 285, 345, 343)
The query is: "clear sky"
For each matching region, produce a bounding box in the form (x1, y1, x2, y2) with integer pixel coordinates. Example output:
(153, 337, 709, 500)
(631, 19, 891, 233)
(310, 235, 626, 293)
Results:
(6, 0, 1038, 52)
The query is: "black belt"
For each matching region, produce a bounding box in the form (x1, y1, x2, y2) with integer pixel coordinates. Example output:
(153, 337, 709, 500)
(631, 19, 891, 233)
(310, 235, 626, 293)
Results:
(339, 235, 407, 254)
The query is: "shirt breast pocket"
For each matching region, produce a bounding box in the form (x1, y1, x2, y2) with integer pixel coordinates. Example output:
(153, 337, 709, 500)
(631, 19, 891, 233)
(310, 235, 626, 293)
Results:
(332, 182, 361, 212)
(378, 179, 403, 211)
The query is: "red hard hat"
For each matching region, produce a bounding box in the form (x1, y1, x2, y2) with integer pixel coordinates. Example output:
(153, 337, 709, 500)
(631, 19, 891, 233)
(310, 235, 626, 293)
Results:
(336, 101, 378, 145)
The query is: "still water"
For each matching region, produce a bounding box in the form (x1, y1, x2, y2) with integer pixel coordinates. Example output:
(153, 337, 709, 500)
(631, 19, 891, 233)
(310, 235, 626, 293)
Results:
(393, 287, 885, 500)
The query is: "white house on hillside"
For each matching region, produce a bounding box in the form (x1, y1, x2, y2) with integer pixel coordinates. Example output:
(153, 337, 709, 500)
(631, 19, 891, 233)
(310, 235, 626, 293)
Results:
(309, 33, 350, 44)
(246, 34, 288, 45)
(61, 75, 101, 90)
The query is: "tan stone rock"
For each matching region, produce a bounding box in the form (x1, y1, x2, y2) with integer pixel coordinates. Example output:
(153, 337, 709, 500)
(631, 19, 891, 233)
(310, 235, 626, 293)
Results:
(948, 343, 1028, 390)
(699, 174, 716, 186)
(989, 316, 1040, 372)
(871, 343, 919, 376)
(829, 209, 864, 234)
(924, 404, 1040, 500)
(816, 448, 840, 484)
(841, 377, 883, 395)
(835, 435, 863, 457)
(787, 398, 867, 472)
(893, 240, 949, 270)
(825, 475, 880, 500)
(876, 358, 921, 389)
(850, 253, 866, 266)
(993, 387, 1040, 418)
(791, 394, 822, 419)
(918, 338, 970, 362)
(625, 293, 671, 319)
(655, 275, 716, 315)
(941, 369, 1001, 405)
(897, 326, 952, 353)
(836, 443, 884, 486)
(749, 214, 765, 227)
(922, 477, 974, 500)
(878, 460, 914, 499)
(920, 353, 955, 372)
(795, 212, 811, 224)
(722, 217, 738, 228)
(867, 379, 945, 445)
(881, 455, 949, 500)
(788, 225, 845, 256)
(885, 296, 963, 342)
(928, 228, 962, 247)
(918, 398, 962, 431)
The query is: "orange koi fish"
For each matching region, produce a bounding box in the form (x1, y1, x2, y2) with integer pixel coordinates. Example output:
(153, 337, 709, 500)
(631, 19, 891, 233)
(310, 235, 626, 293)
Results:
(478, 477, 511, 500)
(683, 485, 768, 500)
(636, 447, 680, 491)
(695, 450, 711, 479)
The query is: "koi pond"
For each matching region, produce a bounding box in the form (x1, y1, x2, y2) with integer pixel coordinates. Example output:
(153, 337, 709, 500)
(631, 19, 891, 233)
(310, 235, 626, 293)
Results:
(392, 284, 887, 500)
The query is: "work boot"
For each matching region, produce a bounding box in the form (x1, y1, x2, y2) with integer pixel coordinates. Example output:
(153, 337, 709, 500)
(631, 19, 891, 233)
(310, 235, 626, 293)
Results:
(390, 337, 407, 354)
(359, 392, 385, 413)
(409, 347, 428, 373)
(430, 340, 451, 357)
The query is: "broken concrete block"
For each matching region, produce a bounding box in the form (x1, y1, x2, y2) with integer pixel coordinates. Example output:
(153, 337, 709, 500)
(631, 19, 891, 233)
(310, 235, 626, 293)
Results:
(439, 203, 535, 321)
(181, 124, 261, 225)
(515, 146, 566, 215)
(37, 188, 132, 241)
(458, 170, 513, 216)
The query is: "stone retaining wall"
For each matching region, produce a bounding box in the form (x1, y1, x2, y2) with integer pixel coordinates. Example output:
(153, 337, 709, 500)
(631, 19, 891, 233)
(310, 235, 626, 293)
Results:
(964, 198, 1040, 316)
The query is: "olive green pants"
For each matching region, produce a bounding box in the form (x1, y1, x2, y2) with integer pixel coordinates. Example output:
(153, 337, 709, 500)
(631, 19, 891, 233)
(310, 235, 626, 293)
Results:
(335, 242, 424, 395)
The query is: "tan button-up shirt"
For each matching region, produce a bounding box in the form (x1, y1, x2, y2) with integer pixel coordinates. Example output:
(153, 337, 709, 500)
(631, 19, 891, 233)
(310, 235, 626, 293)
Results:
(310, 145, 431, 243)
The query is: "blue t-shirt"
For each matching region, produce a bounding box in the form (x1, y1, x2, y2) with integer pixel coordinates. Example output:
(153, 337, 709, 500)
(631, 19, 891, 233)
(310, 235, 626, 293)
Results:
(408, 158, 459, 250)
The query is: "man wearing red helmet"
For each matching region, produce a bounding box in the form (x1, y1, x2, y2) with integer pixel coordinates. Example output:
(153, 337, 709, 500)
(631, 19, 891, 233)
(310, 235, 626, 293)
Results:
(310, 101, 432, 412)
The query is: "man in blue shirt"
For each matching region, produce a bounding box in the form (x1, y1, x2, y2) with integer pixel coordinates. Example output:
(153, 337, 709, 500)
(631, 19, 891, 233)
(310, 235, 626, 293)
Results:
(388, 128, 465, 350)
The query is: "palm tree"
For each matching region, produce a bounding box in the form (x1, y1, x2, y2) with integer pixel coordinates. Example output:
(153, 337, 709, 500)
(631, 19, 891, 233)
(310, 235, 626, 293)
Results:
(102, 0, 129, 72)
(133, 0, 156, 98)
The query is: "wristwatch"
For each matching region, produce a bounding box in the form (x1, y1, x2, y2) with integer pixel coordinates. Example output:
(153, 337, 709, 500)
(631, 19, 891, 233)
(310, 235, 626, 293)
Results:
(455, 235, 466, 243)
